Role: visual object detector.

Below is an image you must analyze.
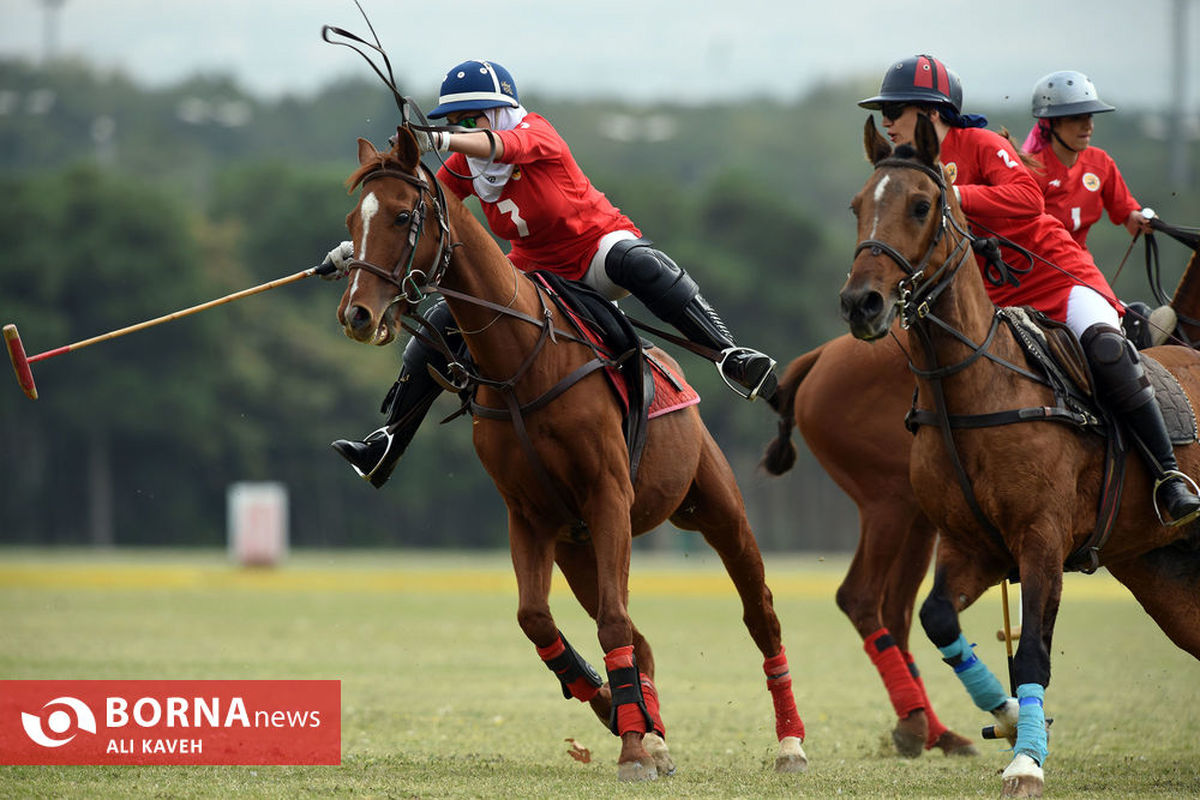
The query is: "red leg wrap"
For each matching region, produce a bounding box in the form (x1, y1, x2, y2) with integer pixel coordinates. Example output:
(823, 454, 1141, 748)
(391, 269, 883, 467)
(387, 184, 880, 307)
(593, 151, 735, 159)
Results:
(537, 635, 600, 702)
(763, 647, 805, 741)
(904, 651, 948, 748)
(864, 628, 924, 718)
(604, 645, 656, 736)
(639, 674, 666, 737)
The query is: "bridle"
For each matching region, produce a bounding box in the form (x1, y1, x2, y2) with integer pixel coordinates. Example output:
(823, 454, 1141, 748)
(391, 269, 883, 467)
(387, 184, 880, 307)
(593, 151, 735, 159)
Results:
(853, 157, 977, 331)
(344, 161, 453, 305)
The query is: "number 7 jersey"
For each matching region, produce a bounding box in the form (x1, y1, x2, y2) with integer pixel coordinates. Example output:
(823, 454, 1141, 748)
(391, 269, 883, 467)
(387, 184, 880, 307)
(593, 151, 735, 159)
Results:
(436, 113, 640, 281)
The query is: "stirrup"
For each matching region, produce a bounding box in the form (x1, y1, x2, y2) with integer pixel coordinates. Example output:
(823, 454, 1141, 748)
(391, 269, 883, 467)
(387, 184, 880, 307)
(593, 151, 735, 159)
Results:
(1152, 470, 1200, 527)
(717, 347, 777, 401)
(334, 427, 395, 484)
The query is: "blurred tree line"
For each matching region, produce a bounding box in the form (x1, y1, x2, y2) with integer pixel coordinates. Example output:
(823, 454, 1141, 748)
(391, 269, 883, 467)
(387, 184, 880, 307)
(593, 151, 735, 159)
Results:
(0, 58, 1196, 551)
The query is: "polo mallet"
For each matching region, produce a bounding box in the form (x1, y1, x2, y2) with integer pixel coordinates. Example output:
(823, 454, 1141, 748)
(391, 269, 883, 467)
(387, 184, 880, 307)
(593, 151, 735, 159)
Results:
(5, 263, 334, 400)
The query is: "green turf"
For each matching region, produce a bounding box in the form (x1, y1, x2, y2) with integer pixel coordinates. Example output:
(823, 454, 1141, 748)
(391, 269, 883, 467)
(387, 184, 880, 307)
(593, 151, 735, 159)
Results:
(1, 548, 1198, 798)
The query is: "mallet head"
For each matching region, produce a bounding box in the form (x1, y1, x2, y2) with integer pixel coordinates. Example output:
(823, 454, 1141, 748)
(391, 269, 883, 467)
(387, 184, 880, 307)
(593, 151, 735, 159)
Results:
(3, 324, 38, 400)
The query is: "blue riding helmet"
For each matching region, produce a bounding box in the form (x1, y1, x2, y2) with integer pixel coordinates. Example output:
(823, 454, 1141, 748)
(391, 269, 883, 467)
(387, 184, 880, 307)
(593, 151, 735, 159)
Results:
(859, 54, 963, 115)
(428, 60, 520, 119)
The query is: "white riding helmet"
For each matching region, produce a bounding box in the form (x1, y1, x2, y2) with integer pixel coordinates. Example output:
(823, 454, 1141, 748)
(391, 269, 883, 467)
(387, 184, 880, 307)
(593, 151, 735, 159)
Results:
(1031, 71, 1115, 118)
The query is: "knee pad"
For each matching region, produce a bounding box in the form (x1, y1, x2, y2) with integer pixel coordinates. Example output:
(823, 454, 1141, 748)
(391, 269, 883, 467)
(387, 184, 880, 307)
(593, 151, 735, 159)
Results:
(1080, 323, 1152, 412)
(603, 238, 698, 320)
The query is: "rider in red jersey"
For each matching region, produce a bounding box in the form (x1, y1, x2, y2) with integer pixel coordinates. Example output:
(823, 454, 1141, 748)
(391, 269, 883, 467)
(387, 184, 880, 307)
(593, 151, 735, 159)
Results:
(327, 60, 777, 487)
(859, 54, 1200, 527)
(1022, 71, 1149, 250)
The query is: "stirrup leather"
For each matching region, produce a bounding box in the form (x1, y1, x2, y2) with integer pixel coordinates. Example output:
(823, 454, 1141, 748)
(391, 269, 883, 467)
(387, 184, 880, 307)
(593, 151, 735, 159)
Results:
(717, 346, 777, 401)
(1152, 470, 1200, 527)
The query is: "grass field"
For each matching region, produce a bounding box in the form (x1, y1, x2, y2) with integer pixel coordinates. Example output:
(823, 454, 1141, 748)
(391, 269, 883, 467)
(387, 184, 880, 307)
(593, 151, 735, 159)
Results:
(1, 547, 1198, 799)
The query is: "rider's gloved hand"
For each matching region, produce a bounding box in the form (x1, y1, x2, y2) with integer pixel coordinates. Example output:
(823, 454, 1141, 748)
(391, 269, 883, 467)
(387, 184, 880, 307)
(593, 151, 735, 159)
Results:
(414, 129, 450, 154)
(320, 240, 354, 280)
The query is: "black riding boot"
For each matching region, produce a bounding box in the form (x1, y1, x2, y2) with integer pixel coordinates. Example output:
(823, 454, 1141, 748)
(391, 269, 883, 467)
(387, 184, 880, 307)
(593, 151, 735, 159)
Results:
(1082, 323, 1200, 526)
(331, 302, 461, 488)
(604, 238, 777, 401)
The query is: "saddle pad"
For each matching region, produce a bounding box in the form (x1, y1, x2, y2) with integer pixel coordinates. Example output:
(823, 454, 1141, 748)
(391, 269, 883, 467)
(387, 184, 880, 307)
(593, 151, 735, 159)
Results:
(1144, 356, 1198, 445)
(645, 355, 700, 419)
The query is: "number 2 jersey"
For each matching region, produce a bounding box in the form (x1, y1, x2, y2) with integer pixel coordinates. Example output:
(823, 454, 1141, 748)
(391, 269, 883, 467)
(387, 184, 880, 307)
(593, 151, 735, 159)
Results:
(436, 113, 640, 280)
(940, 125, 1121, 322)
(1028, 145, 1141, 250)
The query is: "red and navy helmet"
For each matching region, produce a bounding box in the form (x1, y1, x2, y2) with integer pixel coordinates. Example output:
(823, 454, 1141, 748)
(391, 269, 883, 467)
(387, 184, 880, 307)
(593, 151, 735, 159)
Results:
(428, 60, 520, 119)
(859, 54, 963, 114)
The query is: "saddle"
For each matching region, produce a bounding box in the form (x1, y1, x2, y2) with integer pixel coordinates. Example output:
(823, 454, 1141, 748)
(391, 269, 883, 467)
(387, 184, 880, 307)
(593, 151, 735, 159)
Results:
(1002, 306, 1197, 571)
(1001, 307, 1197, 445)
(530, 272, 699, 482)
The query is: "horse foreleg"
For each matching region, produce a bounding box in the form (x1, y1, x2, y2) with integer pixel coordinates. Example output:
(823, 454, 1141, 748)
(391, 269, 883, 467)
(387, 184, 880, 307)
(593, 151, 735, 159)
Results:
(674, 436, 807, 773)
(996, 541, 1063, 799)
(918, 545, 1016, 733)
(584, 488, 662, 781)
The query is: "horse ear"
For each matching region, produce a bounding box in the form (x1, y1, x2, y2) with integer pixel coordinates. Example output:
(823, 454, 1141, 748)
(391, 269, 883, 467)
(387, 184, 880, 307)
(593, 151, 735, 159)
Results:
(391, 126, 421, 169)
(913, 114, 941, 168)
(863, 115, 891, 165)
(357, 137, 380, 166)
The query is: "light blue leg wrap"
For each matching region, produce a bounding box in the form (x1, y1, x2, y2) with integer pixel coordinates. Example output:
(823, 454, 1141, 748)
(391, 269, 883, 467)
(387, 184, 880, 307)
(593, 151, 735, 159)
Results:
(1015, 683, 1048, 765)
(937, 633, 1007, 712)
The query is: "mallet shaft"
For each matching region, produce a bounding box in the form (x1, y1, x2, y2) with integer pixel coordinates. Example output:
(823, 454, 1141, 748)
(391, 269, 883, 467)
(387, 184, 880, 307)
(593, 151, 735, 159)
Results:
(27, 267, 320, 363)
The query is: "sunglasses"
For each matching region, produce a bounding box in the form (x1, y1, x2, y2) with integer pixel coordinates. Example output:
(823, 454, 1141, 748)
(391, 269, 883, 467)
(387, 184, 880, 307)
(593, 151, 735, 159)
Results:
(451, 113, 485, 128)
(880, 102, 908, 121)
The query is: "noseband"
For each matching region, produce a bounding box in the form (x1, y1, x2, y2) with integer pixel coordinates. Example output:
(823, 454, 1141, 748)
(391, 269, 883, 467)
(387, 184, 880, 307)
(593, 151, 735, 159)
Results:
(345, 162, 453, 304)
(853, 158, 975, 329)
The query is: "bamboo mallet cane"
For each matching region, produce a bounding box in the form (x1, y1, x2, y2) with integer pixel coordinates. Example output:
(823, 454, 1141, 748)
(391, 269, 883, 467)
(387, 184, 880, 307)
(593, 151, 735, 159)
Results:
(5, 263, 332, 400)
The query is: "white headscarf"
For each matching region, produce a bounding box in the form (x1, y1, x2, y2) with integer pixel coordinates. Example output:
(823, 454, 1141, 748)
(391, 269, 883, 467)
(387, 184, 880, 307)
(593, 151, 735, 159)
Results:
(466, 104, 528, 203)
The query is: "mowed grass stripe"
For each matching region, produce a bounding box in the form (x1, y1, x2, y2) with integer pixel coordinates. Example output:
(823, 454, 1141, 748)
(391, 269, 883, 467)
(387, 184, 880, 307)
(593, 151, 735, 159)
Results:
(0, 550, 1134, 600)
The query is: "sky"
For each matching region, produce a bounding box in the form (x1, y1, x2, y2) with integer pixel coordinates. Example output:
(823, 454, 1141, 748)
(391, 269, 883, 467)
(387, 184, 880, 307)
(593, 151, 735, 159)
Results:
(0, 0, 1197, 114)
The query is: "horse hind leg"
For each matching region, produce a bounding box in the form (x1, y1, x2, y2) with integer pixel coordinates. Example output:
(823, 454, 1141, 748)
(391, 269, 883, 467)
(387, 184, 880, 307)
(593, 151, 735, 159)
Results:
(671, 435, 807, 773)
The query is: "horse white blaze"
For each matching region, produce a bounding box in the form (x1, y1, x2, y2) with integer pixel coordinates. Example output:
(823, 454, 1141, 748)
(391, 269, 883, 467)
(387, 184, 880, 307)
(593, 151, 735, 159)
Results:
(869, 174, 890, 239)
(350, 191, 380, 300)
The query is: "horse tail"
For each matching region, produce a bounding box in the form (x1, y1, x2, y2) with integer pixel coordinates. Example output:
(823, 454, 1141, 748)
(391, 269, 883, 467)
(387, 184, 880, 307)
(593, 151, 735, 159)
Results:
(760, 344, 826, 475)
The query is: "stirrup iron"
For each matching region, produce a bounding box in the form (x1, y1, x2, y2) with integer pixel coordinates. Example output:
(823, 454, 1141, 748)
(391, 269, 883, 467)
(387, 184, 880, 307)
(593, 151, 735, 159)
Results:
(717, 346, 777, 401)
(1152, 470, 1200, 527)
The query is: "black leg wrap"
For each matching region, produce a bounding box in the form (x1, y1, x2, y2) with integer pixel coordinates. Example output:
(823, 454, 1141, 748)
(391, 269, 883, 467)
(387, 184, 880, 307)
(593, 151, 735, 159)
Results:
(606, 663, 656, 736)
(544, 635, 603, 700)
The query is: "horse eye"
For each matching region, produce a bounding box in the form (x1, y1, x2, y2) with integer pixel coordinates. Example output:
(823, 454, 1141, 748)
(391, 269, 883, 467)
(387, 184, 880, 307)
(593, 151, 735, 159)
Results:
(913, 199, 931, 219)
(394, 211, 412, 225)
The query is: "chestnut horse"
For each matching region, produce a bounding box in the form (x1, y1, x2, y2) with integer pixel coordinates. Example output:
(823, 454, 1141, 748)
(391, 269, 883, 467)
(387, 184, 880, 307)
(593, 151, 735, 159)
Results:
(333, 128, 807, 781)
(763, 173, 1200, 768)
(836, 114, 1200, 797)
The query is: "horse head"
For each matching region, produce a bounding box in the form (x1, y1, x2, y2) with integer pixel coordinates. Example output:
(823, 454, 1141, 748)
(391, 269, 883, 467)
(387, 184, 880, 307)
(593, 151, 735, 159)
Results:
(336, 127, 451, 346)
(840, 114, 968, 341)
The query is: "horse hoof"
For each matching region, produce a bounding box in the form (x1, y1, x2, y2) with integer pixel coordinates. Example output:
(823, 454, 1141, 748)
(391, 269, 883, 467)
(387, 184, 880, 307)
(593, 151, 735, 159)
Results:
(642, 732, 676, 777)
(932, 729, 979, 757)
(774, 735, 808, 773)
(1001, 754, 1044, 798)
(891, 710, 928, 758)
(617, 759, 658, 782)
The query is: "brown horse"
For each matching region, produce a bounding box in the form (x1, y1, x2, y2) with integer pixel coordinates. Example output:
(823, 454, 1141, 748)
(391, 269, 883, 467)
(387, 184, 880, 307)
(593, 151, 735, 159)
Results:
(762, 170, 1200, 768)
(332, 128, 807, 781)
(835, 114, 1200, 797)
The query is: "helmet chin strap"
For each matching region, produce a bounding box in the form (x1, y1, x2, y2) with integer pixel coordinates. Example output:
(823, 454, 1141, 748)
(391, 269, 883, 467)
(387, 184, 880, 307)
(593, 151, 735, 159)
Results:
(1050, 122, 1082, 154)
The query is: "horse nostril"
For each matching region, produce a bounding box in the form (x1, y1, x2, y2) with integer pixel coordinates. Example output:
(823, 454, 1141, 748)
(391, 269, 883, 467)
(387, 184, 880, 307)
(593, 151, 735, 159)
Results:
(839, 289, 884, 324)
(347, 305, 374, 332)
